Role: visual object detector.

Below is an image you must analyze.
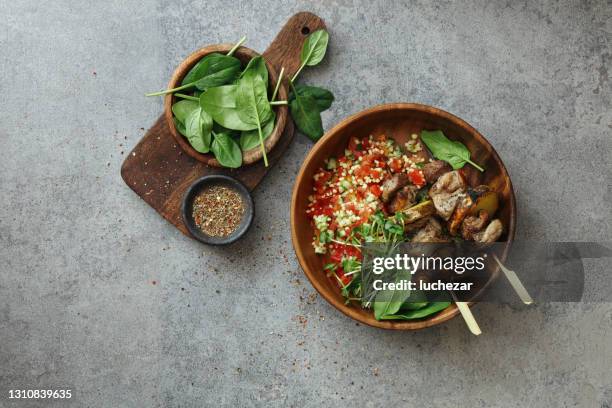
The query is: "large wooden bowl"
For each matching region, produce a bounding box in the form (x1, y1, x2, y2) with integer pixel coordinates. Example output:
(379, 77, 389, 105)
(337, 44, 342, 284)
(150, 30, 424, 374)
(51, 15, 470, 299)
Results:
(291, 103, 516, 330)
(164, 44, 288, 167)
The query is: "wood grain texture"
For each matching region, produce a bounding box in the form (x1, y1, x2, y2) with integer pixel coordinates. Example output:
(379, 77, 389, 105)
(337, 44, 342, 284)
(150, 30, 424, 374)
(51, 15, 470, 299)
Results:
(290, 103, 517, 330)
(121, 12, 325, 236)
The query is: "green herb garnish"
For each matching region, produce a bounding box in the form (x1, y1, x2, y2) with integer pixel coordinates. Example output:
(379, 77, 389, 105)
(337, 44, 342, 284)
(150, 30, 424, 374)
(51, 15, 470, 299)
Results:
(420, 130, 484, 172)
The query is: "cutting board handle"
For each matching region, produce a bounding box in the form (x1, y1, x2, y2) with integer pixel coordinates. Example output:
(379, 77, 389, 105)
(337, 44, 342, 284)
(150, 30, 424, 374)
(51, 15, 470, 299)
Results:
(263, 12, 327, 80)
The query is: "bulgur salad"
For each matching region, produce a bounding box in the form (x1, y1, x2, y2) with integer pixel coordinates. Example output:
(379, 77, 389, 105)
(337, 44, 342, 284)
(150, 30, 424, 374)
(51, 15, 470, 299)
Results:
(306, 131, 504, 320)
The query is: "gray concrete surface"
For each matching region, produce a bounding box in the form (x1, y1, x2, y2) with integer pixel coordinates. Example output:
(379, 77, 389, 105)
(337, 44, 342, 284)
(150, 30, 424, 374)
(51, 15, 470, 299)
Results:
(1, 0, 611, 407)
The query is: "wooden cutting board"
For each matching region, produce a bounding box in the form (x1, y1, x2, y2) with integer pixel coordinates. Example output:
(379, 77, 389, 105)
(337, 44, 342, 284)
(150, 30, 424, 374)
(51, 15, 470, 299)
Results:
(121, 12, 326, 236)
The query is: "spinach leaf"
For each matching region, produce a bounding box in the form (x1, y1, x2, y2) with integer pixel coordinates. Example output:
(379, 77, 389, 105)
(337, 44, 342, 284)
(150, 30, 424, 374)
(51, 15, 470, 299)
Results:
(289, 89, 323, 141)
(199, 85, 256, 131)
(174, 117, 188, 137)
(292, 29, 329, 82)
(239, 56, 268, 88)
(184, 107, 213, 153)
(146, 54, 241, 97)
(289, 85, 334, 112)
(240, 112, 275, 151)
(300, 29, 329, 67)
(189, 54, 241, 90)
(213, 122, 241, 138)
(171, 100, 199, 123)
(380, 302, 451, 320)
(420, 130, 484, 172)
(236, 73, 273, 165)
(399, 289, 428, 310)
(373, 269, 413, 320)
(211, 132, 242, 168)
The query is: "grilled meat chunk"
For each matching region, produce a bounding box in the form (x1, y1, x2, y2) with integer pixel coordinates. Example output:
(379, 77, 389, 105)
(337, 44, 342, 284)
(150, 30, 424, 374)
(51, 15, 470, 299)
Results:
(428, 170, 467, 220)
(381, 173, 409, 203)
(412, 218, 450, 243)
(388, 185, 419, 213)
(473, 219, 503, 243)
(404, 216, 431, 234)
(422, 160, 452, 183)
(461, 210, 489, 240)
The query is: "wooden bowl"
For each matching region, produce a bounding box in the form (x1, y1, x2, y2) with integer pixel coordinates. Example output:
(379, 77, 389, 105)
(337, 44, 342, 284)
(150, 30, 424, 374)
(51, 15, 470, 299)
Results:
(164, 44, 288, 167)
(291, 103, 516, 330)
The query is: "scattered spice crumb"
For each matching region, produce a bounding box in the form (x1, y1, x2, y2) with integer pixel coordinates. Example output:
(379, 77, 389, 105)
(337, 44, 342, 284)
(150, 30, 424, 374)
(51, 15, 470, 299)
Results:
(293, 315, 308, 329)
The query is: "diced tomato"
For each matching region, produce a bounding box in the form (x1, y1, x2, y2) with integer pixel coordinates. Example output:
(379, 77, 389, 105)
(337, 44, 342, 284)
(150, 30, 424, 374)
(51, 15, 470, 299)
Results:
(361, 138, 370, 150)
(354, 163, 372, 179)
(389, 158, 403, 173)
(345, 202, 358, 214)
(361, 154, 382, 167)
(337, 156, 350, 166)
(336, 268, 352, 286)
(355, 186, 367, 200)
(329, 242, 362, 263)
(369, 184, 382, 197)
(369, 168, 381, 179)
(314, 169, 331, 188)
(408, 169, 426, 187)
(348, 137, 361, 153)
(308, 195, 336, 218)
(356, 208, 373, 227)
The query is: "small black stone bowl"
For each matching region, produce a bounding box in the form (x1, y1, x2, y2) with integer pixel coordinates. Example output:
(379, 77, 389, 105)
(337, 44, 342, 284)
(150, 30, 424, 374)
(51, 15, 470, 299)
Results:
(181, 175, 254, 245)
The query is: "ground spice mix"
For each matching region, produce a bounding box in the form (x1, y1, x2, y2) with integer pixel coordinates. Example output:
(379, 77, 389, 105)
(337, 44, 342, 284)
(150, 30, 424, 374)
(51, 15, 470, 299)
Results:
(192, 185, 245, 237)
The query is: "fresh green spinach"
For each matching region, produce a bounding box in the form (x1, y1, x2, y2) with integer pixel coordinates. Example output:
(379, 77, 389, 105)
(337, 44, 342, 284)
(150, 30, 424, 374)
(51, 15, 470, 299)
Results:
(213, 122, 241, 139)
(420, 130, 484, 172)
(289, 82, 324, 141)
(380, 302, 451, 320)
(240, 112, 275, 151)
(373, 269, 413, 320)
(148, 31, 334, 167)
(239, 56, 268, 87)
(236, 73, 273, 165)
(174, 117, 188, 137)
(146, 54, 240, 96)
(289, 84, 334, 112)
(184, 107, 213, 153)
(292, 29, 329, 81)
(211, 132, 242, 168)
(171, 100, 199, 123)
(199, 85, 256, 131)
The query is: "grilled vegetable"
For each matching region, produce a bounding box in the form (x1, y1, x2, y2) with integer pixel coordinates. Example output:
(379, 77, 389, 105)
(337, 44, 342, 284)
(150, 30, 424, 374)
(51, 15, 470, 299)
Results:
(468, 190, 499, 217)
(448, 186, 498, 235)
(401, 200, 435, 224)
